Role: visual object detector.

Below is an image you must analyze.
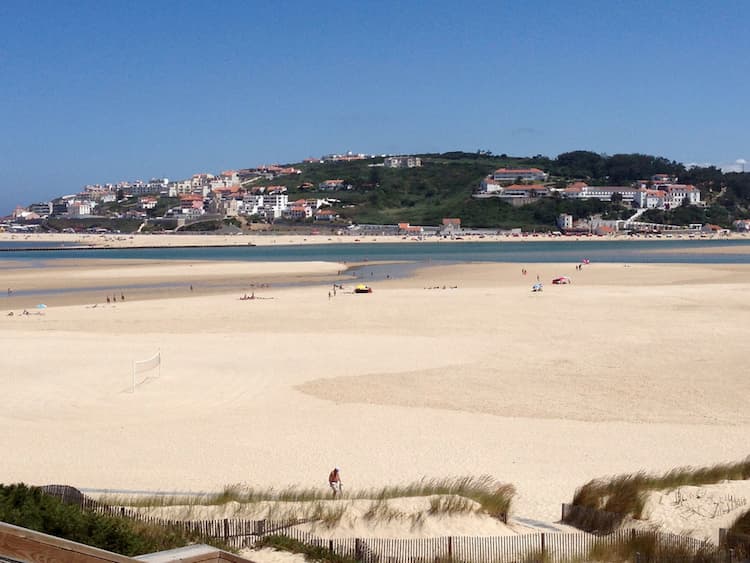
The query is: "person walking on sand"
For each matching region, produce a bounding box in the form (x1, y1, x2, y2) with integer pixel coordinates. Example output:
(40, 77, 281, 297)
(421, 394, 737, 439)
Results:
(329, 467, 342, 498)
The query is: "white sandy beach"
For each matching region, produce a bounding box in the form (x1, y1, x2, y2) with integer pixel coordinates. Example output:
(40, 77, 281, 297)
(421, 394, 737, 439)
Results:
(0, 258, 748, 533)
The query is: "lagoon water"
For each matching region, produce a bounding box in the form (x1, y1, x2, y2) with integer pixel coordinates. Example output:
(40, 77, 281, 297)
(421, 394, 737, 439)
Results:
(3, 239, 750, 264)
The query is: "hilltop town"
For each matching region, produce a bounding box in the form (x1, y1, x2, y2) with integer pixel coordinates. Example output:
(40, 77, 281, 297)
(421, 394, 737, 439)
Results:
(5, 150, 750, 235)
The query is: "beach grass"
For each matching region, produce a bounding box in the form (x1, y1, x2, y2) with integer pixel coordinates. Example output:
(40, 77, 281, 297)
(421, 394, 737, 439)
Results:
(101, 476, 515, 523)
(256, 534, 357, 563)
(586, 532, 721, 562)
(570, 457, 750, 520)
(731, 508, 750, 536)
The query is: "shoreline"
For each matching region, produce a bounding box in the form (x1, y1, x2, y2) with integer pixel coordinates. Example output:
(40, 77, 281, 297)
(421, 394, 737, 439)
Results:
(3, 258, 750, 309)
(2, 231, 749, 250)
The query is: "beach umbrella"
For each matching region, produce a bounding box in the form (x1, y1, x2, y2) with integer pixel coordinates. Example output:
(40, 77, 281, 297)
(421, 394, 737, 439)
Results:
(36, 304, 47, 309)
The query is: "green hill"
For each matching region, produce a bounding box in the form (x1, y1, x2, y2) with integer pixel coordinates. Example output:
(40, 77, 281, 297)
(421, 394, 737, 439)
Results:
(252, 151, 750, 229)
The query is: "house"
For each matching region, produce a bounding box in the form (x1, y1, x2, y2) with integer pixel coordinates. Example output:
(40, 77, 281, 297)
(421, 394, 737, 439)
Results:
(643, 189, 666, 209)
(663, 184, 701, 208)
(318, 179, 347, 191)
(440, 218, 461, 234)
(179, 195, 204, 214)
(384, 156, 423, 168)
(398, 222, 424, 234)
(220, 170, 241, 186)
(139, 197, 158, 210)
(220, 198, 242, 217)
(557, 214, 574, 230)
(733, 219, 750, 232)
(480, 176, 503, 193)
(492, 168, 548, 182)
(283, 204, 312, 220)
(177, 180, 194, 194)
(314, 208, 339, 221)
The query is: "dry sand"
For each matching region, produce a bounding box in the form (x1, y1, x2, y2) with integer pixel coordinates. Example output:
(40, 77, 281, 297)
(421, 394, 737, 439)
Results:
(1, 259, 748, 530)
(641, 480, 750, 543)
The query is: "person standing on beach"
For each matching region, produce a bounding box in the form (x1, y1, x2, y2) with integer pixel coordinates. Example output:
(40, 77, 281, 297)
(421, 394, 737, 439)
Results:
(329, 467, 342, 498)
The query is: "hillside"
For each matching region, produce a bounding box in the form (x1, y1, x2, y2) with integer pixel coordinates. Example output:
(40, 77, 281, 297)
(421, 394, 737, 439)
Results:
(251, 151, 750, 229)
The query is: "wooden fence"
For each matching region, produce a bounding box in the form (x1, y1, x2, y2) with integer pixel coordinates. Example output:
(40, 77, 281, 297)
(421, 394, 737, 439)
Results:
(39, 486, 744, 562)
(265, 528, 729, 563)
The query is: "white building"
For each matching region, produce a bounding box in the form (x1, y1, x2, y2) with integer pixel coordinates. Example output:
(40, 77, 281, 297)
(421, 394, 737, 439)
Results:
(283, 204, 313, 220)
(562, 183, 640, 204)
(480, 176, 503, 193)
(664, 184, 701, 208)
(66, 201, 93, 216)
(384, 156, 422, 168)
(242, 194, 264, 215)
(557, 214, 574, 230)
(262, 193, 289, 219)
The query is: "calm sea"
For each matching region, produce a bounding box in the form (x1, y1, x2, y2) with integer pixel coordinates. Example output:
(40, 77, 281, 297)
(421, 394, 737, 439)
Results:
(2, 239, 750, 264)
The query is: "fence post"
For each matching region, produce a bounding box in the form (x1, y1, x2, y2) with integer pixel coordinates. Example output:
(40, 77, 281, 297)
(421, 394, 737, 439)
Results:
(257, 519, 266, 536)
(447, 536, 453, 561)
(223, 518, 229, 542)
(329, 539, 334, 554)
(540, 532, 545, 556)
(120, 507, 125, 517)
(355, 538, 363, 562)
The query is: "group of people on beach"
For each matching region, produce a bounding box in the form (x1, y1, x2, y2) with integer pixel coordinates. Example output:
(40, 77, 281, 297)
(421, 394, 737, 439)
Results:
(328, 283, 344, 300)
(106, 293, 125, 303)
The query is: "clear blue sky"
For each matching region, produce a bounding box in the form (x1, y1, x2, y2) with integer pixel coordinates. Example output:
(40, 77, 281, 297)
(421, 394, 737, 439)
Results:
(1, 0, 748, 214)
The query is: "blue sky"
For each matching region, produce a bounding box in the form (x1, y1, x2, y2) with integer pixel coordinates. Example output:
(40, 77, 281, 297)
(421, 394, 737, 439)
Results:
(1, 0, 749, 213)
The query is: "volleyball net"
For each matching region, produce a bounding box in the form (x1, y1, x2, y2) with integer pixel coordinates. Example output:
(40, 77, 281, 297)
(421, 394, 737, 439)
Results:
(131, 349, 161, 393)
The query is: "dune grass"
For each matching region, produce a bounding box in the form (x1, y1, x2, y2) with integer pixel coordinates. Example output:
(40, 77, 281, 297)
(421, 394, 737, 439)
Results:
(256, 534, 357, 563)
(731, 508, 750, 536)
(102, 476, 515, 524)
(586, 532, 721, 563)
(570, 457, 750, 520)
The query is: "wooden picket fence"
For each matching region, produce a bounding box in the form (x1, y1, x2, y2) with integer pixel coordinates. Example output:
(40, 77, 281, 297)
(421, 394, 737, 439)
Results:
(262, 527, 728, 563)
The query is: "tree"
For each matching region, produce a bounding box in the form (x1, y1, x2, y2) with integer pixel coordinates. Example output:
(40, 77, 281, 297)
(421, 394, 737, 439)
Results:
(611, 192, 623, 204)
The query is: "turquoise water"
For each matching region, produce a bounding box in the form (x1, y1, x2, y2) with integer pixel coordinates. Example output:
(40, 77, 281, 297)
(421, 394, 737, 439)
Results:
(2, 239, 750, 264)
